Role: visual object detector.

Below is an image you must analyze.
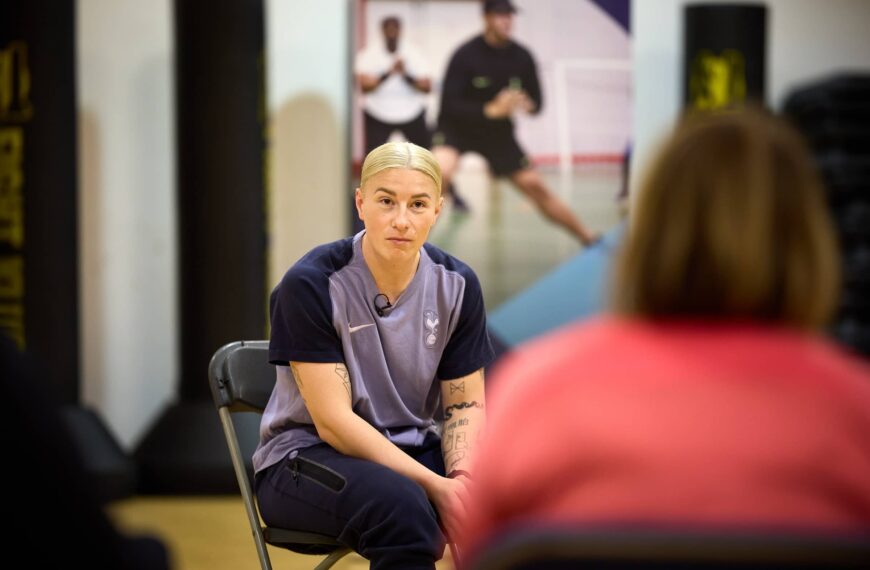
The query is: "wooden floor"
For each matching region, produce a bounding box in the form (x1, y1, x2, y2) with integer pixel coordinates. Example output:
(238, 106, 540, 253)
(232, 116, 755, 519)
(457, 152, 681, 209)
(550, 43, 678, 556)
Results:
(109, 496, 456, 570)
(429, 160, 624, 310)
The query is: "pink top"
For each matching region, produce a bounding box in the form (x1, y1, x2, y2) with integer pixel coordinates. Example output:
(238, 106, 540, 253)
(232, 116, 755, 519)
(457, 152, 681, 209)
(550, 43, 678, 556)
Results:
(460, 317, 870, 560)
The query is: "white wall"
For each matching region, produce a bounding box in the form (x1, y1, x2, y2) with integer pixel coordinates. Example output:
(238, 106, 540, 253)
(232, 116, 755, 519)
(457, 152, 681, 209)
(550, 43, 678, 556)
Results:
(77, 0, 177, 448)
(266, 0, 351, 287)
(76, 0, 353, 449)
(632, 0, 870, 192)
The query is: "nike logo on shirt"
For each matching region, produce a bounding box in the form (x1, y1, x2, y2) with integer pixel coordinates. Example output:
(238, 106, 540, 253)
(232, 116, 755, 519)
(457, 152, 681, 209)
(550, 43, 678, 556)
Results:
(348, 323, 375, 334)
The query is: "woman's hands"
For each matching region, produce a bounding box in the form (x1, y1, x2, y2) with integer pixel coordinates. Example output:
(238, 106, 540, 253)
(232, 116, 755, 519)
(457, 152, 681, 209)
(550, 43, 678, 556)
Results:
(427, 475, 471, 542)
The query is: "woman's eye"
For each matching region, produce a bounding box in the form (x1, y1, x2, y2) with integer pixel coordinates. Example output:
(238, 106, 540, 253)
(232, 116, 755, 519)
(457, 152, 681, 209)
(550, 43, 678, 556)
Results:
(412, 201, 426, 209)
(379, 198, 393, 206)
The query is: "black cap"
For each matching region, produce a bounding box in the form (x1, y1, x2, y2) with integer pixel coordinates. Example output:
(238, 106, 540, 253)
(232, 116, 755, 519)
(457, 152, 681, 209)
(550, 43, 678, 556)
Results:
(483, 0, 518, 14)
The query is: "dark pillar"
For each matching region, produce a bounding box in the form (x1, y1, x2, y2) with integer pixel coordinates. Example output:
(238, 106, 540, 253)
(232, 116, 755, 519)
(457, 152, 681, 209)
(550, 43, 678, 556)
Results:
(2, 1, 135, 503)
(175, 0, 268, 402)
(135, 0, 268, 494)
(0, 0, 78, 401)
(684, 3, 767, 111)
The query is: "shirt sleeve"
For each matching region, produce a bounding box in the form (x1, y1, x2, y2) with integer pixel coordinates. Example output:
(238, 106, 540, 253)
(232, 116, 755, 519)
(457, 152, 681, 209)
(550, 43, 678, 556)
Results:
(438, 269, 495, 380)
(269, 266, 344, 365)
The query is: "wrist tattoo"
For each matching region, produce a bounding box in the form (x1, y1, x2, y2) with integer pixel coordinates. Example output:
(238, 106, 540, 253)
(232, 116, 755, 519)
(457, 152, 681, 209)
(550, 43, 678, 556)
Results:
(445, 450, 466, 471)
(447, 469, 472, 480)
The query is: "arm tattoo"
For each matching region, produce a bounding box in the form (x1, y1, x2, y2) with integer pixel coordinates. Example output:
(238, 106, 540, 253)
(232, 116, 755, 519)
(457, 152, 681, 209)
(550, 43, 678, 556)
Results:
(443, 432, 455, 451)
(290, 363, 303, 388)
(455, 431, 468, 450)
(334, 363, 351, 399)
(444, 401, 484, 420)
(289, 363, 307, 404)
(445, 450, 466, 471)
(449, 381, 465, 394)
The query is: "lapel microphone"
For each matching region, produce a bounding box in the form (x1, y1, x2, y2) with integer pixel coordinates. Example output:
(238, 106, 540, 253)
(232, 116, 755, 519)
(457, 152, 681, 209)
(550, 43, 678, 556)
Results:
(373, 293, 392, 317)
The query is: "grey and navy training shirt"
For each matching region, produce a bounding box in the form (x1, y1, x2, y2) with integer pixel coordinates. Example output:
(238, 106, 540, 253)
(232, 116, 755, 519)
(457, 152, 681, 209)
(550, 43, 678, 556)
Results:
(253, 231, 494, 474)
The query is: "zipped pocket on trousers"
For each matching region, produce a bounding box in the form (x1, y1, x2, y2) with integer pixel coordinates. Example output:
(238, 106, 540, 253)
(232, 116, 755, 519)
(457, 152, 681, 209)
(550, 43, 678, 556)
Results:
(288, 456, 346, 493)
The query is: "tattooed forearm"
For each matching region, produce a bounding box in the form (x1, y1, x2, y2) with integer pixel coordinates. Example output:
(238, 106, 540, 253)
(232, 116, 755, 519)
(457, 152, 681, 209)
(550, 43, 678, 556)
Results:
(441, 373, 485, 473)
(443, 401, 484, 420)
(334, 363, 351, 399)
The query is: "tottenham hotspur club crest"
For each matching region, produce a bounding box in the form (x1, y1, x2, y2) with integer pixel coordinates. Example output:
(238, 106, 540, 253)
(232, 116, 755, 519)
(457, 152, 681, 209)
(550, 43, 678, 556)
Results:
(423, 310, 439, 348)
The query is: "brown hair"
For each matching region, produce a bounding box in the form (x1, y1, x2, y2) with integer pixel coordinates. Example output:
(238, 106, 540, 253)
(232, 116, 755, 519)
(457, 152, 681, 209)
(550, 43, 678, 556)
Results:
(612, 108, 839, 330)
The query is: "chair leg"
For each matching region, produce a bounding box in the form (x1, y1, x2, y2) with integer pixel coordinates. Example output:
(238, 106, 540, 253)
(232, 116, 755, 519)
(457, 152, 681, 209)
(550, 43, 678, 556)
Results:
(313, 547, 352, 570)
(252, 529, 273, 570)
(218, 408, 273, 570)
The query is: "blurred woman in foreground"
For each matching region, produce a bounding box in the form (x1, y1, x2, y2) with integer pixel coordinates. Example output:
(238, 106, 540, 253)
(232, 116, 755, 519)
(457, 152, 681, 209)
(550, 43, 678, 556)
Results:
(460, 108, 870, 561)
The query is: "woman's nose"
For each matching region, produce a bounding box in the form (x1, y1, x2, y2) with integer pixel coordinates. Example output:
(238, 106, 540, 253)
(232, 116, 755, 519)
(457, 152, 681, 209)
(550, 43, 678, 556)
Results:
(392, 206, 410, 230)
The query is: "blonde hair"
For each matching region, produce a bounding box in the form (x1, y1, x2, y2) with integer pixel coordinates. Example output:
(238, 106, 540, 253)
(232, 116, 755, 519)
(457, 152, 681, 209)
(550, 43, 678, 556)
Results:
(612, 108, 840, 330)
(360, 142, 442, 195)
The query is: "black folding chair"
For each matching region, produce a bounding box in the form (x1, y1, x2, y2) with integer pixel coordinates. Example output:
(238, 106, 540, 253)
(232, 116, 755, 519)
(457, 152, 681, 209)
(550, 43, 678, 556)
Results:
(469, 526, 870, 569)
(208, 340, 352, 570)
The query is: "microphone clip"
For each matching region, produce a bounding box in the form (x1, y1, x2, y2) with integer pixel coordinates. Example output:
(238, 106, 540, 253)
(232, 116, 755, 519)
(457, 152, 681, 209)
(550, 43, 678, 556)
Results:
(373, 293, 392, 317)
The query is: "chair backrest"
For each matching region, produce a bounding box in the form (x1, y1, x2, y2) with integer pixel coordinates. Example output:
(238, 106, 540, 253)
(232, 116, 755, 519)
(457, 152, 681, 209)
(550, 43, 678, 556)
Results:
(469, 526, 870, 570)
(208, 340, 276, 569)
(207, 341, 352, 570)
(208, 340, 273, 413)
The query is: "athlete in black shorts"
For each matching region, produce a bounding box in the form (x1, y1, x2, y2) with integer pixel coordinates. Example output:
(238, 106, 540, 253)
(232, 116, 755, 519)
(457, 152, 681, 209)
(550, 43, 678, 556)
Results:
(432, 0, 599, 245)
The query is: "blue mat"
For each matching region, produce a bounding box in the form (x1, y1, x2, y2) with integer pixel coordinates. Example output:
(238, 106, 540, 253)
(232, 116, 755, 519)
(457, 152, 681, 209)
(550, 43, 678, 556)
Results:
(488, 223, 624, 347)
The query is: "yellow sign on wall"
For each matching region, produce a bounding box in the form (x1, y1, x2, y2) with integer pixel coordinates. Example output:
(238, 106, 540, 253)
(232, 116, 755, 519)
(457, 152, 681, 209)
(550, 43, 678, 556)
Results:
(0, 42, 33, 122)
(689, 49, 747, 111)
(0, 41, 30, 348)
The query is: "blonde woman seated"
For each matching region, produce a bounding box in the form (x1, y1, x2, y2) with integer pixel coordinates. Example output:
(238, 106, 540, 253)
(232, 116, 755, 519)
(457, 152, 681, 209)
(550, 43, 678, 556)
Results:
(459, 109, 870, 559)
(254, 142, 493, 569)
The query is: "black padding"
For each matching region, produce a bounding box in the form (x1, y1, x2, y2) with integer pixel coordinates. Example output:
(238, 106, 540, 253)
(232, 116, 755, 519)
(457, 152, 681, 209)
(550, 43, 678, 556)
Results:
(784, 74, 870, 359)
(175, 0, 267, 403)
(134, 401, 261, 494)
(471, 526, 870, 570)
(61, 406, 137, 503)
(835, 202, 870, 245)
(2, 335, 169, 569)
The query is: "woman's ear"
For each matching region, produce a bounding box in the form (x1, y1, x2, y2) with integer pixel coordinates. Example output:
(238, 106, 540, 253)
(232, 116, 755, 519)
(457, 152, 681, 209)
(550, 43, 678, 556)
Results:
(355, 187, 365, 221)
